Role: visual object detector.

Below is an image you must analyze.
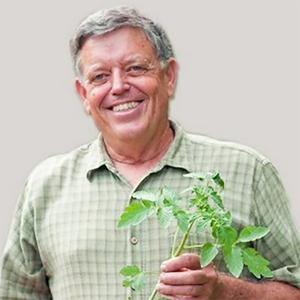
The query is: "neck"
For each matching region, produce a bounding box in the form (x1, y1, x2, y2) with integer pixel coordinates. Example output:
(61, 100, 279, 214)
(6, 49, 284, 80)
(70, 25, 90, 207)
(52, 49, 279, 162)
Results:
(104, 122, 174, 166)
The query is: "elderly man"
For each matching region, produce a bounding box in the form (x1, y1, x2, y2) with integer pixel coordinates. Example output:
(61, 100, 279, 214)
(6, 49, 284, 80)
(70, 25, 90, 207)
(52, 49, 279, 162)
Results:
(0, 6, 299, 300)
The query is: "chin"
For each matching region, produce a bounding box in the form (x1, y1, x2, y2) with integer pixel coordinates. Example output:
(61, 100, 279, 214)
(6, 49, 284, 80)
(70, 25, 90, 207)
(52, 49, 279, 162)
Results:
(111, 123, 148, 141)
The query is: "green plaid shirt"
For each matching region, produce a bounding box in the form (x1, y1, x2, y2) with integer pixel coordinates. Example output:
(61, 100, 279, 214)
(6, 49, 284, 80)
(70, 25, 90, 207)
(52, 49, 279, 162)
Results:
(1, 121, 299, 299)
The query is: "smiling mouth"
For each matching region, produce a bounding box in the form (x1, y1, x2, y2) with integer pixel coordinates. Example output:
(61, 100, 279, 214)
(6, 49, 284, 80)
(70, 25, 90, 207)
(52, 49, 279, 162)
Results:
(110, 100, 143, 112)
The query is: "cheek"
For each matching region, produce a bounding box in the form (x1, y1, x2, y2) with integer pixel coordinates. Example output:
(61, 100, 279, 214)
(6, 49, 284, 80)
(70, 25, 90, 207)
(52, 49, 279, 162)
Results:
(131, 76, 160, 95)
(87, 87, 106, 108)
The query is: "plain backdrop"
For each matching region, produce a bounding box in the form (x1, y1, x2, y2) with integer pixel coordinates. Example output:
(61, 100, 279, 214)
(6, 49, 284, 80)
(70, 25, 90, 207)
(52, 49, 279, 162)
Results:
(0, 0, 299, 253)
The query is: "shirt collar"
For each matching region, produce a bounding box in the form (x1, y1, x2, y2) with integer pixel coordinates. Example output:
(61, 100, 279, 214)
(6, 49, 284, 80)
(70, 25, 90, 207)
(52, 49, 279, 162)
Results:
(85, 120, 194, 180)
(85, 133, 110, 180)
(155, 120, 194, 173)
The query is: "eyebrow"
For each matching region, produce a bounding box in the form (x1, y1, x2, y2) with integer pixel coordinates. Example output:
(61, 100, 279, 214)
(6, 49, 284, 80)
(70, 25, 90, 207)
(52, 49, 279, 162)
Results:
(123, 55, 153, 65)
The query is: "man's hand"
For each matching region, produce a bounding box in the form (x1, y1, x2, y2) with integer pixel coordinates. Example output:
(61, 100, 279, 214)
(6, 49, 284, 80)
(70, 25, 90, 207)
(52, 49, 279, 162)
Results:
(157, 253, 220, 300)
(157, 253, 300, 300)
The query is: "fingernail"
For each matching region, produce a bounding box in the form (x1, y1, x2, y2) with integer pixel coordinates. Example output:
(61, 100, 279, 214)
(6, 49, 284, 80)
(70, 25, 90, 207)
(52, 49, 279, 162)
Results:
(161, 263, 167, 271)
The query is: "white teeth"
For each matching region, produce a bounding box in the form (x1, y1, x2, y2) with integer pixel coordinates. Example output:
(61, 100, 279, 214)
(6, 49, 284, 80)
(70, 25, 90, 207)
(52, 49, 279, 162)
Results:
(112, 101, 140, 112)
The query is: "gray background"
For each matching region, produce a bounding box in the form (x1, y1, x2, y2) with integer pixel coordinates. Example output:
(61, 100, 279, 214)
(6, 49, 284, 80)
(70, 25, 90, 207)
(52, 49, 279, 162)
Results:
(0, 0, 299, 253)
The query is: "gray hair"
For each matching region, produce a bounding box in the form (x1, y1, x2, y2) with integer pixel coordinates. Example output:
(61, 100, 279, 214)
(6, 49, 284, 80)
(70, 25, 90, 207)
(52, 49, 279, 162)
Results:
(70, 6, 175, 76)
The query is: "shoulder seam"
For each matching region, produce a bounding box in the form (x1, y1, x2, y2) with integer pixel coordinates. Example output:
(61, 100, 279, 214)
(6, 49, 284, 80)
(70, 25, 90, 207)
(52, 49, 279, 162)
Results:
(185, 133, 270, 164)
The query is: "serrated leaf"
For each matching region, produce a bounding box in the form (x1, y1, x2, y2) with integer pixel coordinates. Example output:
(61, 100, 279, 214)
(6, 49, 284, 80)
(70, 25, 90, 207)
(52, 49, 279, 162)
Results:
(131, 191, 157, 202)
(120, 265, 141, 276)
(157, 206, 173, 228)
(242, 247, 273, 279)
(173, 209, 190, 232)
(122, 278, 132, 288)
(183, 172, 205, 180)
(223, 245, 243, 277)
(120, 265, 145, 292)
(162, 188, 179, 204)
(131, 272, 145, 291)
(211, 223, 219, 240)
(217, 226, 238, 247)
(221, 211, 232, 227)
(188, 212, 199, 223)
(201, 243, 219, 267)
(190, 188, 210, 208)
(261, 268, 273, 278)
(238, 226, 270, 243)
(117, 200, 155, 228)
(208, 187, 224, 209)
(195, 218, 211, 232)
(212, 172, 224, 189)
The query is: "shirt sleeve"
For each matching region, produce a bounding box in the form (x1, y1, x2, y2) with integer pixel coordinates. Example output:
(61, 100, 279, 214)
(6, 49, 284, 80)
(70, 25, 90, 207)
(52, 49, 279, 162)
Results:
(0, 182, 52, 299)
(253, 160, 300, 288)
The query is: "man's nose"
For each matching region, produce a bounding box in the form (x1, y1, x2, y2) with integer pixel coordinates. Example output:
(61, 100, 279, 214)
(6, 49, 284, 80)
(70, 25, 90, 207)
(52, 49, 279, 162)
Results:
(110, 69, 130, 95)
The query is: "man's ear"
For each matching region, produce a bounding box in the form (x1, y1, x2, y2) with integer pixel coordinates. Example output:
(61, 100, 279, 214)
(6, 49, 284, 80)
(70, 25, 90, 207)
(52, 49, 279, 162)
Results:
(165, 58, 178, 98)
(75, 78, 91, 114)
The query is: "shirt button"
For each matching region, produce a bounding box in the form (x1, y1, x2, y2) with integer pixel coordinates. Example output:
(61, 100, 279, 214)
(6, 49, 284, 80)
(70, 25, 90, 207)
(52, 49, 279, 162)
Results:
(130, 236, 138, 245)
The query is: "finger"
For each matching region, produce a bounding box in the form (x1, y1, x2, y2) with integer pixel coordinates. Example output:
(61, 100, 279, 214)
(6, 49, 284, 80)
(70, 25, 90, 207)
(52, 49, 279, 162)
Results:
(159, 295, 178, 300)
(160, 295, 197, 300)
(158, 295, 173, 300)
(157, 282, 202, 296)
(160, 269, 210, 285)
(161, 253, 200, 272)
(173, 297, 198, 300)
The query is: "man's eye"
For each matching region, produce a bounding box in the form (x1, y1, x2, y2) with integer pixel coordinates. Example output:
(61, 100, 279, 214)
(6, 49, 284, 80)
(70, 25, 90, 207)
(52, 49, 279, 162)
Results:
(94, 74, 108, 81)
(130, 66, 143, 71)
(127, 65, 147, 75)
(89, 73, 109, 85)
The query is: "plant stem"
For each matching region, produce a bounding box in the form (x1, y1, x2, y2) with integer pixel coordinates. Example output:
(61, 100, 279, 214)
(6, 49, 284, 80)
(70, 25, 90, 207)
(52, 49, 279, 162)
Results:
(183, 244, 203, 249)
(171, 227, 179, 257)
(148, 281, 159, 300)
(173, 220, 195, 257)
(148, 220, 196, 300)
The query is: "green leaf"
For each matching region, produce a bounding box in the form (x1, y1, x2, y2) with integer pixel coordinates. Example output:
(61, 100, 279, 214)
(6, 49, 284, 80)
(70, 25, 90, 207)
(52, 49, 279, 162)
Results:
(211, 223, 219, 240)
(221, 211, 232, 227)
(212, 172, 225, 189)
(261, 268, 273, 278)
(217, 226, 238, 247)
(131, 272, 145, 291)
(242, 247, 273, 279)
(122, 278, 132, 288)
(208, 186, 224, 209)
(238, 226, 270, 243)
(223, 245, 243, 277)
(188, 212, 199, 223)
(157, 206, 173, 228)
(117, 200, 155, 228)
(120, 265, 145, 292)
(195, 218, 211, 232)
(120, 265, 141, 276)
(173, 209, 190, 232)
(200, 243, 219, 267)
(183, 172, 205, 180)
(162, 188, 179, 205)
(131, 191, 157, 202)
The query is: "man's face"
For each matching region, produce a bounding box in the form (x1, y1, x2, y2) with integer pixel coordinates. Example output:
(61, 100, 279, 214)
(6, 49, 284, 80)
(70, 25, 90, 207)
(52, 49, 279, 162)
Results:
(76, 27, 177, 143)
